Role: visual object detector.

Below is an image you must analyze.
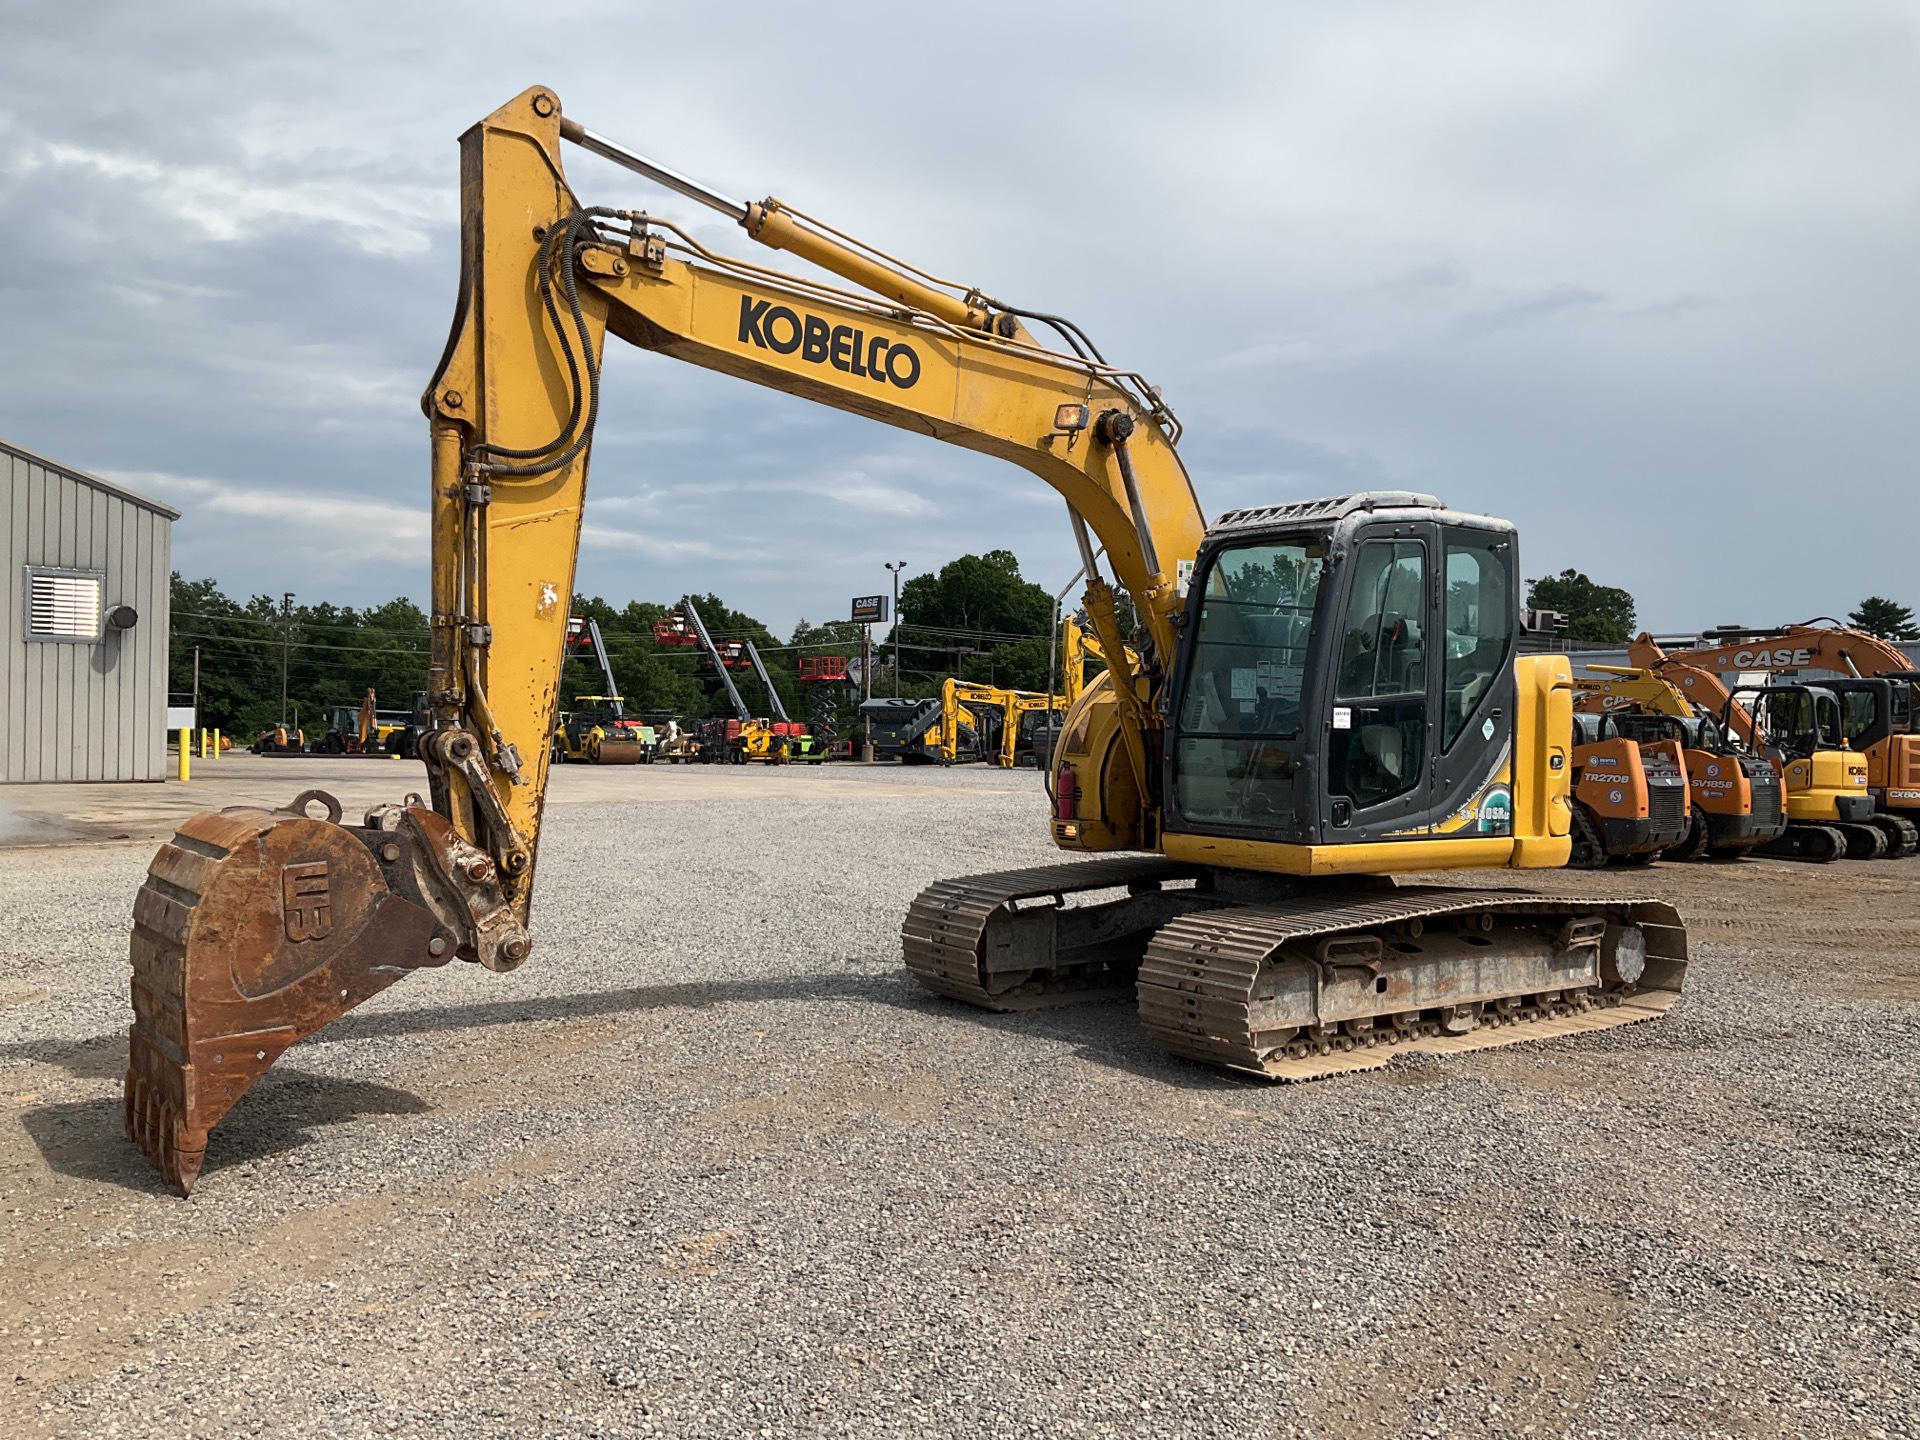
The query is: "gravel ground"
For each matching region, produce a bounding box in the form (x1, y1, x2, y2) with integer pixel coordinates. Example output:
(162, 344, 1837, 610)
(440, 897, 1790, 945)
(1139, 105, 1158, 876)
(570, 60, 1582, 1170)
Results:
(2, 761, 1917, 1439)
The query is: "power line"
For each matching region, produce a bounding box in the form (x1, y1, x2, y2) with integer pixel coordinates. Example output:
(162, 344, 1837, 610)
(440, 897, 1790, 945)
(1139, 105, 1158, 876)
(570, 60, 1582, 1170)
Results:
(171, 630, 429, 660)
(174, 606, 427, 635)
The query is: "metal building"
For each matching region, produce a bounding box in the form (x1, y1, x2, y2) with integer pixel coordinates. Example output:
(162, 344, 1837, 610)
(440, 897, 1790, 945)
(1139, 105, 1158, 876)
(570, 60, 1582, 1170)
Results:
(3, 437, 177, 782)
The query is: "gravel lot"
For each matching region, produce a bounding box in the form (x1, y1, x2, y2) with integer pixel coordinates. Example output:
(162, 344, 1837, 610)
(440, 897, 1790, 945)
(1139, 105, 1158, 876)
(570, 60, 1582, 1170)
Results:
(2, 758, 1917, 1439)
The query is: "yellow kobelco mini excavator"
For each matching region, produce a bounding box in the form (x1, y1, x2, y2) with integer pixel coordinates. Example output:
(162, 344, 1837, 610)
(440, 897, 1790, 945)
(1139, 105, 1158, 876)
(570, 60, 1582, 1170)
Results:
(124, 88, 1687, 1193)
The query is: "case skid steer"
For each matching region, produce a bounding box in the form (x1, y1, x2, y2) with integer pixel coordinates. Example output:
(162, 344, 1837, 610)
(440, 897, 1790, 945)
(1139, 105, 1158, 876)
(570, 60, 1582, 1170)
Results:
(1572, 667, 1788, 860)
(124, 88, 1686, 1193)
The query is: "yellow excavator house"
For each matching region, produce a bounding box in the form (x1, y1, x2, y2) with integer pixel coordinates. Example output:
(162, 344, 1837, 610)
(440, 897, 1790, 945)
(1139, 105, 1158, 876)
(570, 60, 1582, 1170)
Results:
(124, 88, 1687, 1193)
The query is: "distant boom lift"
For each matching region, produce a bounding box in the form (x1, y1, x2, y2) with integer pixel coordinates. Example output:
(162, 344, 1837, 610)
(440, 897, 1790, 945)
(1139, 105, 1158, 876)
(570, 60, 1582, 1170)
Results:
(684, 598, 792, 762)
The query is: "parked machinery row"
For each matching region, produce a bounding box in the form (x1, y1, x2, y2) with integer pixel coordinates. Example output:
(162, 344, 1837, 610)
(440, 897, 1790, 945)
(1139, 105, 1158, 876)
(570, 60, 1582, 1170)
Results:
(1562, 621, 1920, 865)
(676, 598, 823, 763)
(858, 614, 1113, 768)
(559, 604, 839, 766)
(249, 688, 420, 757)
(1566, 668, 1783, 866)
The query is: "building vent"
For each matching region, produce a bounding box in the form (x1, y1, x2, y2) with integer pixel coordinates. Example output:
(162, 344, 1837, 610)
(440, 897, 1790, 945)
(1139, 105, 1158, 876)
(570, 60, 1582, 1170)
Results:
(26, 568, 105, 641)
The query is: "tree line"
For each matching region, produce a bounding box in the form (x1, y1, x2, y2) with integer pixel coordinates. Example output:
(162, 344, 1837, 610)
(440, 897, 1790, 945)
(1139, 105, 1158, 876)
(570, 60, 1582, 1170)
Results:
(167, 552, 1070, 739)
(1527, 569, 1917, 645)
(184, 554, 1906, 739)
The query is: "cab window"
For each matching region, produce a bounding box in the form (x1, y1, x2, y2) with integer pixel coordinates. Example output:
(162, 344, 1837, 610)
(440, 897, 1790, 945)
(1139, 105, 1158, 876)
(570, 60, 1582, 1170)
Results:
(1441, 536, 1512, 750)
(1171, 538, 1326, 828)
(1840, 690, 1879, 747)
(1747, 689, 1840, 757)
(1328, 540, 1426, 808)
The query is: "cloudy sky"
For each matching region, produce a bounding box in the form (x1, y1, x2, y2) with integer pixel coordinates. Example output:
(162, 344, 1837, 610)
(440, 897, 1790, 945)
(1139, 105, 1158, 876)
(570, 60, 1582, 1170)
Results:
(3, 1, 1916, 635)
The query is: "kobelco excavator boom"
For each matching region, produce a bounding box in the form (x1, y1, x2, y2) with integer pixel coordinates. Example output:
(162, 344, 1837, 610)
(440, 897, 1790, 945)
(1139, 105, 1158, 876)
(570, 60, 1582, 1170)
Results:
(126, 87, 1686, 1193)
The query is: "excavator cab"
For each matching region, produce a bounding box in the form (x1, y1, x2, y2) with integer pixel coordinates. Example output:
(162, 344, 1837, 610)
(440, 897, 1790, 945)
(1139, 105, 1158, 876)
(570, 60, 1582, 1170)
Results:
(1163, 495, 1519, 848)
(1727, 683, 1878, 860)
(1824, 676, 1920, 817)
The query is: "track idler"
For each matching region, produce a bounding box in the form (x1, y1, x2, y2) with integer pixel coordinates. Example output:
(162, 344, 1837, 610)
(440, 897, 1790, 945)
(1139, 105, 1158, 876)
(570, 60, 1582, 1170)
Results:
(125, 791, 526, 1194)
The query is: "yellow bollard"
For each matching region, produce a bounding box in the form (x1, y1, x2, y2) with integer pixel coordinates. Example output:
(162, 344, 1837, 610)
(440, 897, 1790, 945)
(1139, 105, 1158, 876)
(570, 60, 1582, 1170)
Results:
(213, 728, 221, 758)
(198, 728, 207, 759)
(177, 728, 191, 782)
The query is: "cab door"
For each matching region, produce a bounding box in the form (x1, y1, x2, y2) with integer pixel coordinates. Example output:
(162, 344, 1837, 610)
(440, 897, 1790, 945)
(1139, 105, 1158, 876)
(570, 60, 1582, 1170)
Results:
(1428, 526, 1518, 833)
(1322, 526, 1436, 839)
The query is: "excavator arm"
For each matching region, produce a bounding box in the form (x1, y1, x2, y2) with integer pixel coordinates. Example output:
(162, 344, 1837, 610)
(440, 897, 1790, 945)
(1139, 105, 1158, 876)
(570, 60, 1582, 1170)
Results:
(1631, 622, 1918, 682)
(126, 86, 1208, 1190)
(1571, 668, 1696, 721)
(418, 86, 1201, 876)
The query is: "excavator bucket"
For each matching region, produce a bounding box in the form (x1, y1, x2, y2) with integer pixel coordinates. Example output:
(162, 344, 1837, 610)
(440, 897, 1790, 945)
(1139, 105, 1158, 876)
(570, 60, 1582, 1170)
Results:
(125, 791, 460, 1193)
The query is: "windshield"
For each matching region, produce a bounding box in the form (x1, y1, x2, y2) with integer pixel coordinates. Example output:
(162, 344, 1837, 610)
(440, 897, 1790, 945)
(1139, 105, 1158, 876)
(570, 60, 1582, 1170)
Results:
(1171, 537, 1328, 828)
(1839, 688, 1882, 747)
(1739, 687, 1842, 757)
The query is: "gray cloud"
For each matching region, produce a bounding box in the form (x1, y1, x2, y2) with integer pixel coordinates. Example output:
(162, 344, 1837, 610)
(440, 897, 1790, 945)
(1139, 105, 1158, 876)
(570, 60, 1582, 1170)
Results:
(2, 0, 1917, 632)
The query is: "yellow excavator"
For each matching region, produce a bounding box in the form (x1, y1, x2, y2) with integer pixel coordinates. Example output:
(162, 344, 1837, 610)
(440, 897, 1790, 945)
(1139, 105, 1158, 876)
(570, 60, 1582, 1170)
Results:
(124, 88, 1686, 1193)
(936, 678, 1067, 768)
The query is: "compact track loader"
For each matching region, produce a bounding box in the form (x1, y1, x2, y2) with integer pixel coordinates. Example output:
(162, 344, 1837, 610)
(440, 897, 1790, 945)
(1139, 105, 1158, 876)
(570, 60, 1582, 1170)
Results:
(124, 89, 1685, 1193)
(1572, 667, 1787, 860)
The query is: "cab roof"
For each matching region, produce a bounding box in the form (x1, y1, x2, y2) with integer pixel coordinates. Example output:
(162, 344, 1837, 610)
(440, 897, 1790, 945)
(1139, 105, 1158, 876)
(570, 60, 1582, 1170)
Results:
(1211, 492, 1444, 535)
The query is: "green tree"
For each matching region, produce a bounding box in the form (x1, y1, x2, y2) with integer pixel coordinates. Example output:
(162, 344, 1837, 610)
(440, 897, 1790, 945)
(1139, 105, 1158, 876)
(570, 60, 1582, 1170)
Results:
(1847, 596, 1918, 641)
(172, 573, 821, 741)
(1525, 569, 1637, 644)
(963, 633, 1053, 690)
(169, 575, 429, 738)
(897, 550, 1053, 687)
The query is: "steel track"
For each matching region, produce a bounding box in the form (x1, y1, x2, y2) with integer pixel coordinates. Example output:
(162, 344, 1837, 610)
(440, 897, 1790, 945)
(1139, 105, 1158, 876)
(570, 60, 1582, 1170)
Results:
(1136, 887, 1687, 1080)
(902, 865, 1688, 1079)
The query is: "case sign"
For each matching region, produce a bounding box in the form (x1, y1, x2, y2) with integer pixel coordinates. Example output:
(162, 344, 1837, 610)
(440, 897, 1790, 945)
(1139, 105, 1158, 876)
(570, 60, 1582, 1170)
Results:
(850, 595, 889, 624)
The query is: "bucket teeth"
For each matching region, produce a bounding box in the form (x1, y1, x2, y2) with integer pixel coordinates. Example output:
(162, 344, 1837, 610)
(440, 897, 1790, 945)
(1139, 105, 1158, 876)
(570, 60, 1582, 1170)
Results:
(124, 802, 449, 1194)
(123, 1050, 204, 1195)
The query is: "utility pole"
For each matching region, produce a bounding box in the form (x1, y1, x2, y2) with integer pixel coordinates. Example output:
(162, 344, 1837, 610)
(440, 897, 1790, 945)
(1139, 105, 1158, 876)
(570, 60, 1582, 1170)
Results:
(884, 561, 906, 697)
(280, 592, 294, 727)
(859, 622, 873, 762)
